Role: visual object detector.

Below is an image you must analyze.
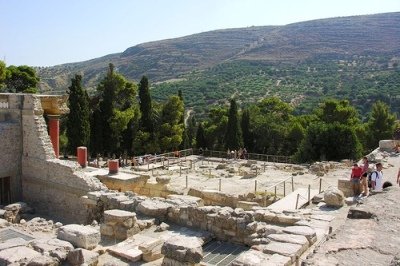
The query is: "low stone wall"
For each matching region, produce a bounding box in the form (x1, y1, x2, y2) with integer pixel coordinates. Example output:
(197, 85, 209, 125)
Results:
(82, 190, 318, 246)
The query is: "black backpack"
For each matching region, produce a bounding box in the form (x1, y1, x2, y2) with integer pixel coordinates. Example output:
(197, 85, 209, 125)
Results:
(367, 171, 378, 188)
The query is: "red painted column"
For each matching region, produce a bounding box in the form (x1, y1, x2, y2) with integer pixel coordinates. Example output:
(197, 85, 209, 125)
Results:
(47, 115, 60, 158)
(108, 159, 119, 174)
(77, 146, 87, 168)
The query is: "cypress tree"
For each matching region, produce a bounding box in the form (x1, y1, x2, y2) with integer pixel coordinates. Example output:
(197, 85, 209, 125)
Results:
(98, 64, 117, 154)
(138, 76, 154, 135)
(196, 123, 206, 149)
(225, 99, 243, 150)
(66, 74, 91, 154)
(241, 108, 252, 151)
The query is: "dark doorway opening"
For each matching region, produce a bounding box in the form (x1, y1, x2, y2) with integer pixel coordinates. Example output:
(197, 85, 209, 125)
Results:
(0, 176, 11, 205)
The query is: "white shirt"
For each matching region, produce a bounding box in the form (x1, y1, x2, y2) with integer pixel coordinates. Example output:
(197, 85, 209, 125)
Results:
(371, 170, 383, 191)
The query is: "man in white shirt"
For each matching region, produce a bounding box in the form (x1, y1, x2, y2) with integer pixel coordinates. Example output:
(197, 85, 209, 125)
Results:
(371, 163, 383, 191)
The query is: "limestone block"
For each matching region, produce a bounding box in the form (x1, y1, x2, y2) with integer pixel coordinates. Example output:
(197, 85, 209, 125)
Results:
(114, 225, 140, 240)
(0, 237, 28, 251)
(30, 238, 74, 261)
(108, 244, 143, 262)
(0, 218, 9, 228)
(162, 257, 198, 266)
(267, 233, 308, 247)
(0, 209, 5, 218)
(282, 226, 317, 245)
(137, 199, 172, 217)
(167, 194, 204, 207)
(231, 249, 291, 266)
(379, 139, 395, 151)
(155, 222, 170, 232)
(260, 241, 304, 263)
(324, 186, 345, 207)
(100, 224, 114, 237)
(67, 248, 98, 266)
(276, 215, 302, 225)
(57, 224, 100, 250)
(156, 176, 171, 184)
(0, 246, 41, 265)
(26, 255, 58, 266)
(237, 201, 259, 211)
(103, 209, 136, 226)
(338, 179, 353, 197)
(87, 191, 103, 201)
(161, 236, 203, 263)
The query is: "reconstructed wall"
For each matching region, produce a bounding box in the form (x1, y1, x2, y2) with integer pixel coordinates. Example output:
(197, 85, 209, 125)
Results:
(0, 93, 106, 223)
(0, 94, 22, 202)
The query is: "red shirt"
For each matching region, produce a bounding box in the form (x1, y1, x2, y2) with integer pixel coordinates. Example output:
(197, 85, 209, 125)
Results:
(351, 167, 363, 179)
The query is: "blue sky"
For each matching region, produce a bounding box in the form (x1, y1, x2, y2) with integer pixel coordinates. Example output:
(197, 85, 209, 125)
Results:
(1, 0, 399, 67)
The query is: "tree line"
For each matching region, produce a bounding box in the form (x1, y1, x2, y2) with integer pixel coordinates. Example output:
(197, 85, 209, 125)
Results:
(0, 61, 398, 162)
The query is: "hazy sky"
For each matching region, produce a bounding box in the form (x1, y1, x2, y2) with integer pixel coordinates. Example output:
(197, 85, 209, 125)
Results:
(1, 0, 399, 67)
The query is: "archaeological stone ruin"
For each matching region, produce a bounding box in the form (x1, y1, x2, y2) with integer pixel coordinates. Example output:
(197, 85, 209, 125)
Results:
(0, 92, 399, 265)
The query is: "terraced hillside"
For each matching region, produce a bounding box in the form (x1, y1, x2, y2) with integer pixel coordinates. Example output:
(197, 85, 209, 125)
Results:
(37, 12, 400, 117)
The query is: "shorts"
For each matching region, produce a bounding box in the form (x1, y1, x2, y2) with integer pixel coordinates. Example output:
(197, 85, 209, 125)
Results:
(351, 178, 360, 184)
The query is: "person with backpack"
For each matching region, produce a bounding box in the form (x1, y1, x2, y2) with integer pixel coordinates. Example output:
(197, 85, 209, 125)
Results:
(371, 163, 384, 191)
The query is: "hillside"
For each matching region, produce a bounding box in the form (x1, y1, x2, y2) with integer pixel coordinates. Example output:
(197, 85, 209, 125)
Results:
(37, 12, 400, 117)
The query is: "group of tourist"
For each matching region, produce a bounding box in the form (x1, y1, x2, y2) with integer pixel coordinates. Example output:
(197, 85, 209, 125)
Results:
(350, 156, 384, 197)
(350, 155, 400, 197)
(227, 148, 248, 160)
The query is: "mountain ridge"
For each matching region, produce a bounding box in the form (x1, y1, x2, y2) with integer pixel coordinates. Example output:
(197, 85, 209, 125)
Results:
(37, 12, 400, 94)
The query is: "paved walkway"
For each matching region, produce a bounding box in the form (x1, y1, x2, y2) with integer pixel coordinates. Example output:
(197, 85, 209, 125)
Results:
(267, 188, 320, 211)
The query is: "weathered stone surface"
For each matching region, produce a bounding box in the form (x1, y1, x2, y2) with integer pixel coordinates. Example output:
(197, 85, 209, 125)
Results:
(0, 237, 28, 251)
(260, 241, 304, 263)
(57, 224, 100, 250)
(237, 201, 259, 211)
(0, 246, 41, 265)
(108, 244, 143, 262)
(103, 209, 136, 225)
(67, 248, 99, 266)
(161, 257, 195, 266)
(161, 236, 203, 263)
(0, 210, 5, 219)
(348, 207, 377, 219)
(30, 238, 74, 261)
(156, 176, 171, 184)
(155, 222, 170, 232)
(26, 255, 58, 266)
(100, 224, 114, 237)
(137, 199, 172, 217)
(166, 194, 204, 207)
(114, 225, 140, 240)
(267, 233, 309, 248)
(231, 250, 291, 266)
(276, 214, 302, 225)
(282, 226, 317, 245)
(324, 186, 345, 207)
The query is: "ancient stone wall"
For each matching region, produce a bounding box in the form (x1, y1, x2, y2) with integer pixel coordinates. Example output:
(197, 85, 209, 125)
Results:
(0, 93, 106, 223)
(83, 190, 317, 246)
(0, 94, 22, 202)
